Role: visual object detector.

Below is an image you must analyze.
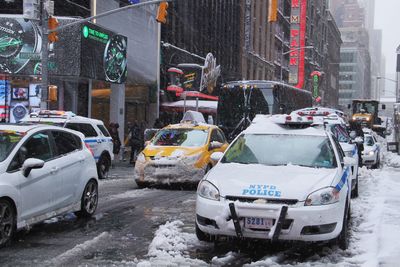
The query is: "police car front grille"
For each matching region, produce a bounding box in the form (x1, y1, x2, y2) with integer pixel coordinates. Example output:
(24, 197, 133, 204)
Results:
(225, 196, 298, 205)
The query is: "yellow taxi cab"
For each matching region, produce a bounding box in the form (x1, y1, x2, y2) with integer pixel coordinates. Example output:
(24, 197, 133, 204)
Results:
(134, 111, 228, 187)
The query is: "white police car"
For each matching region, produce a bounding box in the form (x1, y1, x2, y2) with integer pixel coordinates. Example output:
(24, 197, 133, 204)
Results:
(196, 114, 355, 250)
(21, 110, 113, 179)
(0, 124, 98, 247)
(362, 133, 381, 168)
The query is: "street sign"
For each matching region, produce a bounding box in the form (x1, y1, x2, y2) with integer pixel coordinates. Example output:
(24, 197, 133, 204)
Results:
(129, 0, 140, 4)
(23, 0, 40, 21)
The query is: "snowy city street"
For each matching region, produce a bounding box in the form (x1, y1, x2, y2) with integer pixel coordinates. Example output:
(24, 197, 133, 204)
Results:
(1, 142, 399, 266)
(1, 0, 400, 266)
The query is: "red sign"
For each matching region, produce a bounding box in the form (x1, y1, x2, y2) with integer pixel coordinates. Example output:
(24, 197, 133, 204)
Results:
(289, 0, 307, 89)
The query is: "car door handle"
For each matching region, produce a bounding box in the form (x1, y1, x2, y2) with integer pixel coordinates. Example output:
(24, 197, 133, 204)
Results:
(50, 167, 59, 174)
(97, 140, 102, 143)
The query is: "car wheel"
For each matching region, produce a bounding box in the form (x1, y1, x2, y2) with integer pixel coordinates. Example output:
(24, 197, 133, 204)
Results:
(75, 180, 98, 218)
(195, 222, 212, 242)
(0, 199, 16, 248)
(97, 155, 110, 179)
(351, 173, 359, 198)
(337, 201, 350, 250)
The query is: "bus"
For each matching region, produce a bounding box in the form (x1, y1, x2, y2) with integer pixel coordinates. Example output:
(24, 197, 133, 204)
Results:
(217, 80, 312, 140)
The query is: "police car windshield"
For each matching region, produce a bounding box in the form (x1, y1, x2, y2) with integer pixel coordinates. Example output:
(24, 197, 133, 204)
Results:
(222, 134, 337, 168)
(152, 128, 208, 147)
(0, 131, 24, 162)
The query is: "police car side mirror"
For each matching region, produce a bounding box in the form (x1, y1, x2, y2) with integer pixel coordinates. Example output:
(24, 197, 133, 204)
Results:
(210, 152, 224, 162)
(343, 156, 356, 167)
(22, 158, 45, 177)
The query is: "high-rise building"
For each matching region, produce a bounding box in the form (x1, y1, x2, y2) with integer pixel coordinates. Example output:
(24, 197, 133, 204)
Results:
(330, 0, 372, 109)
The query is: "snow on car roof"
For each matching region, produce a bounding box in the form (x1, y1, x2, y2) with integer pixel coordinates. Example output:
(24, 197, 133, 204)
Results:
(0, 123, 60, 133)
(244, 115, 327, 136)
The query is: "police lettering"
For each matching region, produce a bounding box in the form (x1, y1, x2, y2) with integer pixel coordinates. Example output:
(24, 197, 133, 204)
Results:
(242, 184, 281, 197)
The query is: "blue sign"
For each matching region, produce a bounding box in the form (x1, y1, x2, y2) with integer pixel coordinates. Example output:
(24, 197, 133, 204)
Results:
(242, 184, 282, 197)
(129, 0, 140, 4)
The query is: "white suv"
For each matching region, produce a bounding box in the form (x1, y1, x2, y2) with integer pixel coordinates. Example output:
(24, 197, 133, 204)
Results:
(21, 110, 114, 179)
(0, 124, 98, 247)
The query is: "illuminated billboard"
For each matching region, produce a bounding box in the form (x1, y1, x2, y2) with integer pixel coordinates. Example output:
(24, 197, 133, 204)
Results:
(288, 0, 307, 89)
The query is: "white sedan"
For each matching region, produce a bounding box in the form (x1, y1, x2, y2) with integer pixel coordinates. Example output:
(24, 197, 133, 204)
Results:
(0, 124, 99, 247)
(362, 133, 381, 168)
(196, 115, 355, 250)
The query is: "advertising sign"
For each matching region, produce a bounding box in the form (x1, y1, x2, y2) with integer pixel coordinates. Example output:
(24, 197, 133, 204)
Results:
(81, 22, 128, 84)
(288, 0, 307, 89)
(0, 16, 81, 76)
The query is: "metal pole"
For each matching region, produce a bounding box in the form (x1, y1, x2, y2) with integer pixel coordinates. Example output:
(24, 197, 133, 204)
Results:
(40, 0, 49, 110)
(156, 23, 161, 118)
(280, 31, 284, 82)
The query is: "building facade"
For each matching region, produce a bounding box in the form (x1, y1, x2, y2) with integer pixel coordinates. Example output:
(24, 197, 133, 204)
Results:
(330, 0, 372, 110)
(0, 1, 159, 146)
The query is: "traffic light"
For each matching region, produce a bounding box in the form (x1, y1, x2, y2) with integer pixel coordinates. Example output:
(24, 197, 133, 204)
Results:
(156, 1, 168, 24)
(48, 85, 57, 102)
(268, 0, 278, 22)
(48, 16, 59, 43)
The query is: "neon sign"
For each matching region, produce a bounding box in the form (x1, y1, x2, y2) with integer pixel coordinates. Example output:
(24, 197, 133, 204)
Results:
(288, 0, 307, 89)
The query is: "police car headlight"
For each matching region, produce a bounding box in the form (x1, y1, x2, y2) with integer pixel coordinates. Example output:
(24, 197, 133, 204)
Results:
(182, 153, 202, 166)
(197, 180, 220, 201)
(368, 151, 375, 156)
(136, 153, 146, 163)
(305, 187, 339, 206)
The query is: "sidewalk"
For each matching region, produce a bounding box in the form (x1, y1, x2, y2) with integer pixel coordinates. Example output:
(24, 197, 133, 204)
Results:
(108, 159, 135, 179)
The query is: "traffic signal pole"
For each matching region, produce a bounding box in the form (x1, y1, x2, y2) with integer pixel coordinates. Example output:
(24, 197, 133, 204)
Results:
(40, 0, 49, 109)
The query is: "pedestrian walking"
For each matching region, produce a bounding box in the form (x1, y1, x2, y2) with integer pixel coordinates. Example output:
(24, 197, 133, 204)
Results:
(128, 121, 142, 164)
(109, 122, 121, 160)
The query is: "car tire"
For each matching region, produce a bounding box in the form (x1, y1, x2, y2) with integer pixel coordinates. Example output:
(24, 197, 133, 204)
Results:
(337, 200, 350, 250)
(351, 173, 359, 198)
(0, 199, 16, 248)
(195, 222, 212, 242)
(97, 154, 110, 179)
(75, 180, 98, 218)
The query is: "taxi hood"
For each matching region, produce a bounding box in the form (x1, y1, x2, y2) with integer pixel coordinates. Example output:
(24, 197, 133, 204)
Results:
(143, 145, 205, 158)
(206, 163, 338, 201)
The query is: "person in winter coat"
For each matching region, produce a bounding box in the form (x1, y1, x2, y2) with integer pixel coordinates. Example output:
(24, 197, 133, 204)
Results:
(109, 123, 121, 159)
(128, 121, 142, 164)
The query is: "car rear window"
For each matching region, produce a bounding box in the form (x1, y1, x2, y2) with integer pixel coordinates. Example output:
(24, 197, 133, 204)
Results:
(65, 123, 97, 137)
(97, 124, 110, 137)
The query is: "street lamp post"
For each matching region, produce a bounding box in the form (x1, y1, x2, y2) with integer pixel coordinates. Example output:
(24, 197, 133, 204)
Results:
(280, 46, 314, 82)
(376, 76, 398, 101)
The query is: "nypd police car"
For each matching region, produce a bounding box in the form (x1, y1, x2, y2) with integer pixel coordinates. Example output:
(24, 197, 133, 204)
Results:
(21, 110, 113, 179)
(195, 114, 355, 249)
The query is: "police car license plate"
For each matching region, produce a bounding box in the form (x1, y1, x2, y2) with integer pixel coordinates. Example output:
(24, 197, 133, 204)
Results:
(245, 217, 274, 229)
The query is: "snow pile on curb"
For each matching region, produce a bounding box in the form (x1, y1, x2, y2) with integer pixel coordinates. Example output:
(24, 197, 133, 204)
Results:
(383, 151, 400, 168)
(137, 220, 208, 267)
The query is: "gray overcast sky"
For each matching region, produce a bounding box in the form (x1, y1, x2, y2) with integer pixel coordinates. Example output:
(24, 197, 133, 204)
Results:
(375, 0, 400, 80)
